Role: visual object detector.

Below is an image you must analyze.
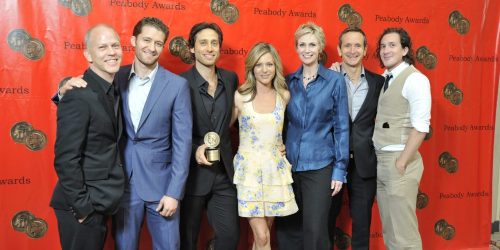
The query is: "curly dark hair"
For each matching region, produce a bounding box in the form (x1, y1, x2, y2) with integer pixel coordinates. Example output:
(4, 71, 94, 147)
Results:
(375, 27, 415, 68)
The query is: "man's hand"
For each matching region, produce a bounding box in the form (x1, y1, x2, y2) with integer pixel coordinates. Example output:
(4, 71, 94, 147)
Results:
(395, 157, 407, 176)
(59, 76, 87, 96)
(331, 180, 343, 196)
(278, 144, 286, 157)
(155, 196, 178, 217)
(329, 62, 342, 72)
(195, 144, 212, 166)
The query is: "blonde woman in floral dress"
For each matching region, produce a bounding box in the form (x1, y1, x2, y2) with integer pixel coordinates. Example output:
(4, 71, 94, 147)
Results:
(231, 42, 298, 250)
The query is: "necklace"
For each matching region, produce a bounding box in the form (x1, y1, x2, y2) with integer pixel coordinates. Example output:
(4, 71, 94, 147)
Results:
(303, 74, 316, 81)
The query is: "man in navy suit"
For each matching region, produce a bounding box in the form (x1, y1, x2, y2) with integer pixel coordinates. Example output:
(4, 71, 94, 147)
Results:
(328, 27, 384, 250)
(57, 17, 192, 250)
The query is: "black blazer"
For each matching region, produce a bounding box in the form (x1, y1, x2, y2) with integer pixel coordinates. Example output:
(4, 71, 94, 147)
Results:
(180, 66, 238, 196)
(50, 69, 125, 219)
(350, 69, 384, 178)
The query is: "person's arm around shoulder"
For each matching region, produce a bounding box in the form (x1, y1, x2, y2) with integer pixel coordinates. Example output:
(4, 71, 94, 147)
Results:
(156, 78, 193, 217)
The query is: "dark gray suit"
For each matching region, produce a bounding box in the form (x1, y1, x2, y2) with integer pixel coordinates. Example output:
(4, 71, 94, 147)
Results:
(329, 69, 384, 250)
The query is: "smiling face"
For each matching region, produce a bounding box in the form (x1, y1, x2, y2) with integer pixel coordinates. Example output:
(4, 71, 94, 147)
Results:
(253, 52, 276, 87)
(338, 31, 366, 68)
(84, 25, 122, 82)
(296, 33, 321, 67)
(379, 32, 408, 71)
(190, 28, 220, 68)
(131, 25, 166, 67)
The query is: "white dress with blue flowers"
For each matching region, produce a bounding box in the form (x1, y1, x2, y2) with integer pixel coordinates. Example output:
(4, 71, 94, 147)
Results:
(233, 94, 298, 217)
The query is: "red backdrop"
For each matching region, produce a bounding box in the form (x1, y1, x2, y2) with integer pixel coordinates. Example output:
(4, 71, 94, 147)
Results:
(1, 0, 498, 249)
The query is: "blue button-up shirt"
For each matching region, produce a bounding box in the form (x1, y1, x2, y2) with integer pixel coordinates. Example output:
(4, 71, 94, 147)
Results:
(285, 64, 350, 182)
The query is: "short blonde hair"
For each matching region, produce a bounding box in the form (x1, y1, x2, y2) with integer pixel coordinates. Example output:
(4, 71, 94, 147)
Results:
(294, 22, 326, 52)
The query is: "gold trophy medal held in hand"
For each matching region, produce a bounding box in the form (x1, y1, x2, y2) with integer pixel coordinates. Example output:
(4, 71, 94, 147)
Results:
(204, 132, 220, 162)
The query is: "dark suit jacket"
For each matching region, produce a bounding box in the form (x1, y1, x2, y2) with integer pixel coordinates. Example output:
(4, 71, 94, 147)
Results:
(50, 69, 125, 219)
(180, 66, 238, 196)
(350, 69, 384, 178)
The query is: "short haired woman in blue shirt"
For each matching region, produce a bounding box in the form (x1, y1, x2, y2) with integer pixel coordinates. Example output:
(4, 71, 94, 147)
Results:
(275, 22, 350, 250)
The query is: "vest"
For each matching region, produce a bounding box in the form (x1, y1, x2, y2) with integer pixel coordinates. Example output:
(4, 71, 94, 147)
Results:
(373, 65, 419, 150)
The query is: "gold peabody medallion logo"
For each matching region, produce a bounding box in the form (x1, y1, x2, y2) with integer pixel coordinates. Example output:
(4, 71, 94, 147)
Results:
(416, 46, 437, 70)
(438, 151, 459, 174)
(7, 29, 45, 61)
(10, 121, 47, 151)
(168, 36, 194, 64)
(210, 0, 239, 24)
(59, 0, 93, 16)
(12, 211, 48, 239)
(434, 219, 456, 240)
(449, 10, 470, 35)
(443, 82, 463, 106)
(416, 189, 429, 209)
(338, 4, 363, 28)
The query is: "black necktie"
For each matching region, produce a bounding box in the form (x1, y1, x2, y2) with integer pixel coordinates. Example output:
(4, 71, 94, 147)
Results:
(383, 74, 393, 92)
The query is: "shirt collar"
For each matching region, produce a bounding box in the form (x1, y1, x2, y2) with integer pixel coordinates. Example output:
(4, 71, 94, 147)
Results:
(291, 64, 329, 80)
(192, 66, 224, 88)
(341, 65, 366, 80)
(384, 62, 409, 78)
(128, 61, 159, 82)
(86, 68, 114, 94)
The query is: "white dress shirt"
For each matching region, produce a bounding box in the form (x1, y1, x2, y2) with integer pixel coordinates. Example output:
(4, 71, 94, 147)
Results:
(128, 63, 158, 133)
(382, 62, 431, 151)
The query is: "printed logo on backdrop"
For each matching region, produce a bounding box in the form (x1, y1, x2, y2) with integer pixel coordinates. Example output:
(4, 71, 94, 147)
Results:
(443, 82, 463, 105)
(252, 6, 316, 18)
(59, 0, 93, 16)
(109, 0, 187, 10)
(7, 29, 45, 61)
(416, 189, 429, 209)
(12, 211, 48, 239)
(211, 0, 239, 24)
(338, 4, 362, 28)
(438, 151, 458, 174)
(10, 121, 47, 151)
(168, 36, 193, 64)
(434, 219, 456, 240)
(416, 46, 437, 70)
(334, 227, 351, 250)
(449, 11, 470, 35)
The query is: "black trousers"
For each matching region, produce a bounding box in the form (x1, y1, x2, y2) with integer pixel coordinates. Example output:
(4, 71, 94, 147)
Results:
(180, 172, 240, 250)
(329, 158, 376, 250)
(54, 209, 107, 250)
(276, 165, 333, 250)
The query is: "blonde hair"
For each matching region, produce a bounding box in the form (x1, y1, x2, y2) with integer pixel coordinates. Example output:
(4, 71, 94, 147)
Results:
(238, 42, 287, 102)
(294, 22, 326, 52)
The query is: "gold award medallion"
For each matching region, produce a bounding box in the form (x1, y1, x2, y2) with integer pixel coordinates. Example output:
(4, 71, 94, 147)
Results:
(338, 4, 353, 22)
(416, 46, 430, 63)
(204, 132, 220, 162)
(22, 38, 45, 61)
(12, 211, 35, 232)
(169, 36, 189, 57)
(448, 11, 462, 28)
(24, 130, 48, 151)
(7, 29, 31, 52)
(11, 121, 34, 144)
(346, 12, 363, 28)
(210, 0, 229, 16)
(221, 4, 239, 25)
(26, 218, 48, 239)
(450, 89, 463, 105)
(71, 0, 92, 16)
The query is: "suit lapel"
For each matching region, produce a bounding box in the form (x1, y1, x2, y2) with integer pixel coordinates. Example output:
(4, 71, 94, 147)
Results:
(119, 67, 135, 136)
(136, 67, 167, 132)
(190, 68, 215, 131)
